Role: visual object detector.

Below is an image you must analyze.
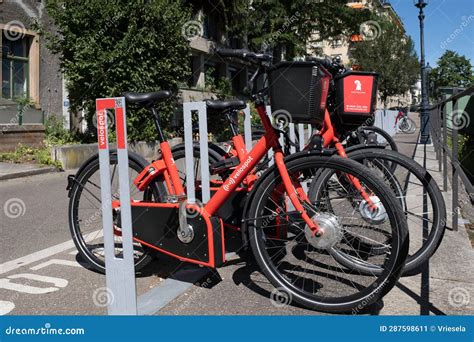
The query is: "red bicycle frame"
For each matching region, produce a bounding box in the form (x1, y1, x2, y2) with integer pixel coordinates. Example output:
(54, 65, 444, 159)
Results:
(133, 103, 321, 235)
(199, 107, 376, 209)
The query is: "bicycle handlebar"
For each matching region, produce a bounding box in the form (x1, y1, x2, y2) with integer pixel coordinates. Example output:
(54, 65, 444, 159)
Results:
(305, 56, 346, 76)
(215, 48, 273, 63)
(305, 56, 334, 70)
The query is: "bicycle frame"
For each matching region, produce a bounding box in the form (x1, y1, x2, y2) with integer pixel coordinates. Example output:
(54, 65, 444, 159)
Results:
(132, 103, 321, 232)
(205, 108, 376, 209)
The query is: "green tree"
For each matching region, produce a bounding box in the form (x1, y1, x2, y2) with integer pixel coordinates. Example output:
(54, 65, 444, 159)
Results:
(39, 0, 192, 141)
(223, 0, 372, 61)
(429, 50, 474, 99)
(350, 18, 420, 107)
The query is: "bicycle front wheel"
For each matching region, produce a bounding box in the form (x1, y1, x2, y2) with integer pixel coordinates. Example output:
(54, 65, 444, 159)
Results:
(309, 148, 446, 276)
(246, 154, 409, 313)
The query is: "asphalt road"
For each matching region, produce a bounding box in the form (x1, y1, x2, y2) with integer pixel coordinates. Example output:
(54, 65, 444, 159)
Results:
(0, 171, 163, 315)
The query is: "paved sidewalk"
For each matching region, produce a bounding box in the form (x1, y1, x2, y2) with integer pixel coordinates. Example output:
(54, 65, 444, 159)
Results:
(380, 141, 474, 315)
(0, 162, 57, 181)
(154, 126, 474, 315)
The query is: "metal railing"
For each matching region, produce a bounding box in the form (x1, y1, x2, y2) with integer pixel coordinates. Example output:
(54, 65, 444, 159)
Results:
(429, 86, 474, 231)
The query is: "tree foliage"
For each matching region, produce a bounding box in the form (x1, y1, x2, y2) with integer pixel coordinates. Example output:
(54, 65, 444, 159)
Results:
(350, 18, 419, 106)
(429, 50, 474, 99)
(39, 0, 192, 141)
(222, 0, 372, 60)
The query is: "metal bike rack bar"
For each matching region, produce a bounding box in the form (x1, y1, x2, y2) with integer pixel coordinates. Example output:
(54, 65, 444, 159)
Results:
(96, 97, 137, 315)
(183, 102, 210, 203)
(243, 105, 253, 152)
(266, 105, 275, 166)
(289, 123, 296, 154)
(298, 124, 306, 151)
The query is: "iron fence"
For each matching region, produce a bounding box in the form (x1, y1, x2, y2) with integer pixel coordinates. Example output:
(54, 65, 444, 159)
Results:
(429, 86, 474, 231)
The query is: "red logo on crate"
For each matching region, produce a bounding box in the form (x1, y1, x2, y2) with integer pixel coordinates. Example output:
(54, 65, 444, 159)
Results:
(343, 75, 374, 113)
(97, 110, 107, 149)
(320, 76, 330, 111)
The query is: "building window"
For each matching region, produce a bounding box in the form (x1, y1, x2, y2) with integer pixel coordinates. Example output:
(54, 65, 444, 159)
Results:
(330, 38, 343, 48)
(202, 13, 219, 41)
(228, 66, 241, 93)
(1, 31, 30, 99)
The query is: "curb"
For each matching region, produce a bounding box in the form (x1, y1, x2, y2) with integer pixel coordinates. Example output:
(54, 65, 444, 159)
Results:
(0, 166, 58, 181)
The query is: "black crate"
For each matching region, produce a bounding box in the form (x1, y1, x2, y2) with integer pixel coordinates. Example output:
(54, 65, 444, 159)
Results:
(268, 61, 332, 124)
(334, 71, 378, 126)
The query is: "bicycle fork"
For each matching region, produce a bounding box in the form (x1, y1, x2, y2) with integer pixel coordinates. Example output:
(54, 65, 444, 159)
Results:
(274, 151, 322, 237)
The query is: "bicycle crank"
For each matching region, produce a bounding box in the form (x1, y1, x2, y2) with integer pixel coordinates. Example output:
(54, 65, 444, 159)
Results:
(359, 195, 387, 224)
(177, 224, 195, 243)
(305, 213, 343, 250)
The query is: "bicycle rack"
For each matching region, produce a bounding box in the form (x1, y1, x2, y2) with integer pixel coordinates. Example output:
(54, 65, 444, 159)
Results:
(95, 99, 319, 315)
(96, 97, 137, 315)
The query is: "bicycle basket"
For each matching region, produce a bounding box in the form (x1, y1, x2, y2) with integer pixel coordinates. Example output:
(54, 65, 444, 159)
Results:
(268, 61, 332, 125)
(334, 71, 378, 126)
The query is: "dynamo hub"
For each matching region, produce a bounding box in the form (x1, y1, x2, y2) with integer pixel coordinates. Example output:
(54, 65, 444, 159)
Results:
(359, 195, 387, 224)
(305, 213, 343, 250)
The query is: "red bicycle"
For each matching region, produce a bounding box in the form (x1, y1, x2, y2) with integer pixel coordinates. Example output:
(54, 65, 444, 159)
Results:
(174, 50, 445, 277)
(67, 51, 409, 312)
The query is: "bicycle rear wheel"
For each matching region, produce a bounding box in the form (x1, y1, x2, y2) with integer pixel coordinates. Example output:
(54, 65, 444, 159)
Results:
(245, 154, 409, 313)
(68, 151, 166, 273)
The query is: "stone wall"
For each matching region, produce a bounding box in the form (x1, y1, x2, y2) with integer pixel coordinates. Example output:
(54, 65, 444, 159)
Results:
(0, 124, 45, 151)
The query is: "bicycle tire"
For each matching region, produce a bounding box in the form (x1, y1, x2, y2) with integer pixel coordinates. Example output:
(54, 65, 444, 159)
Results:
(246, 154, 409, 313)
(68, 150, 165, 274)
(309, 148, 446, 276)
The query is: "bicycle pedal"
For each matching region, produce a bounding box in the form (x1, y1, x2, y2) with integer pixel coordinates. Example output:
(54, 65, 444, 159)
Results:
(210, 157, 240, 174)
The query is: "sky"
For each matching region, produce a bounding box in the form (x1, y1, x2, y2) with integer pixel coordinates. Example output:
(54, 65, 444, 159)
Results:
(390, 0, 474, 67)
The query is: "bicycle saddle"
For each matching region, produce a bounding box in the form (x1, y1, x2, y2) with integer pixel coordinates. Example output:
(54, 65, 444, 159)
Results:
(123, 91, 172, 107)
(206, 99, 246, 113)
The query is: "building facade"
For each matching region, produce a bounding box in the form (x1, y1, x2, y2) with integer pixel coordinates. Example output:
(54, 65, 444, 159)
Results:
(309, 0, 415, 109)
(182, 3, 249, 103)
(0, 0, 64, 124)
